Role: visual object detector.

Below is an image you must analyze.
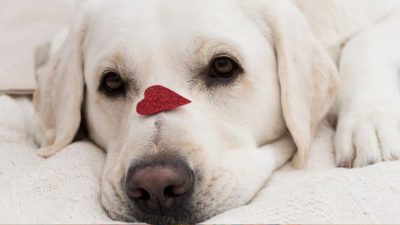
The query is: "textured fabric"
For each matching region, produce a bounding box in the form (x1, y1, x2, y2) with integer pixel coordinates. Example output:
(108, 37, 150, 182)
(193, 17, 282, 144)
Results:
(0, 95, 112, 223)
(1, 95, 400, 224)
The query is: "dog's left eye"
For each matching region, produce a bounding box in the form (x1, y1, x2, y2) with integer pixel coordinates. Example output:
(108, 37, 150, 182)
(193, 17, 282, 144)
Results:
(100, 72, 126, 97)
(210, 57, 238, 78)
(205, 56, 242, 86)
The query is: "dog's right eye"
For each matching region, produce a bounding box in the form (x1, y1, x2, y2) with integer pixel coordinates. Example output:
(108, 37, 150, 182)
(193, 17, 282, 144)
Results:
(100, 72, 126, 97)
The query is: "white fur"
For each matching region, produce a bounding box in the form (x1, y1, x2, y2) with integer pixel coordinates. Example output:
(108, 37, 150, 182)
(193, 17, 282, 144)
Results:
(334, 11, 400, 167)
(33, 0, 400, 223)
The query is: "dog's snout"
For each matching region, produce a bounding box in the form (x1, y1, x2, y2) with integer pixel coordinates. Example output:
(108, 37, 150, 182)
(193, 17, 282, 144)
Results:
(126, 159, 194, 215)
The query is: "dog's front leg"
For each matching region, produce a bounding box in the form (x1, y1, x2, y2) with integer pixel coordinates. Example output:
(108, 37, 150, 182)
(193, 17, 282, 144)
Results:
(334, 13, 400, 167)
(257, 135, 296, 171)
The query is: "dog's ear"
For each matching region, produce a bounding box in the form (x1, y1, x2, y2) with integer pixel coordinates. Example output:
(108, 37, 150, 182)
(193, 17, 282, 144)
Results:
(266, 1, 338, 167)
(34, 12, 87, 158)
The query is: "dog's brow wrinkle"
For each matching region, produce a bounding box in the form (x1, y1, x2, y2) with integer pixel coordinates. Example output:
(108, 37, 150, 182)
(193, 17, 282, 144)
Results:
(152, 121, 162, 145)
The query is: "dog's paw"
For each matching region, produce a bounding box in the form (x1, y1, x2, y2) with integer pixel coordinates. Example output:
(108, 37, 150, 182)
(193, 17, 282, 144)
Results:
(335, 109, 400, 168)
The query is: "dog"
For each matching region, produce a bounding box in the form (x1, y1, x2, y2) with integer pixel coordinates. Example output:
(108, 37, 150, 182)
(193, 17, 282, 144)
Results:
(33, 0, 400, 223)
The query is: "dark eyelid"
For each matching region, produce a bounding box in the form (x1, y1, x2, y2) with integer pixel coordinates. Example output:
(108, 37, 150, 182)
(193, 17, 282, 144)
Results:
(189, 53, 244, 89)
(191, 53, 243, 76)
(99, 70, 127, 98)
(210, 53, 243, 69)
(101, 67, 119, 77)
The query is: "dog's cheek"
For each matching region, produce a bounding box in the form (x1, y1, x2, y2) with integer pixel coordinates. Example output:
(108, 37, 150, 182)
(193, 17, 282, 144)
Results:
(99, 155, 134, 220)
(84, 90, 130, 151)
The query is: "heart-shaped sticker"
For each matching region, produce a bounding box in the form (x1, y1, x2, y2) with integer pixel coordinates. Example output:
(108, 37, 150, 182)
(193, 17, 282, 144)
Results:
(136, 85, 191, 116)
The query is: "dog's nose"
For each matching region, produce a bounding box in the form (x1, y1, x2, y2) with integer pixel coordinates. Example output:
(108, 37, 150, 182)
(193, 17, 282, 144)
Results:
(126, 159, 194, 215)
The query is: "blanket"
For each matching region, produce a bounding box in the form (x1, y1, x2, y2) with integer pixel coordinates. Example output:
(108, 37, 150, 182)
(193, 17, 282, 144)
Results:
(1, 95, 400, 224)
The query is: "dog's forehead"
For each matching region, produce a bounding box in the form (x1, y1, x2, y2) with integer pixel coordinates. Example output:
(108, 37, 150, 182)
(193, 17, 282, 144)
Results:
(91, 0, 244, 19)
(85, 0, 251, 42)
(81, 0, 267, 77)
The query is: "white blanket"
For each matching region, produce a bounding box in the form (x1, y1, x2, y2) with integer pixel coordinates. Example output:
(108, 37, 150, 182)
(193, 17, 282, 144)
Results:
(1, 95, 400, 224)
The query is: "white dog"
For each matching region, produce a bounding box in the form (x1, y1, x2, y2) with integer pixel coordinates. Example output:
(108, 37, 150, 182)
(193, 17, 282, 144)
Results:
(33, 0, 400, 223)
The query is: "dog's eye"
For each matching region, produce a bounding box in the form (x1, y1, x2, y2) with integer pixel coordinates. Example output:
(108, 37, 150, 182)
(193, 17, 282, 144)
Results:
(207, 57, 242, 85)
(100, 72, 126, 97)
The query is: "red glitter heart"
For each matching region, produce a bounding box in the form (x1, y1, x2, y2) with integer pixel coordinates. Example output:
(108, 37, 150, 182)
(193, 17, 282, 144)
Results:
(136, 85, 191, 116)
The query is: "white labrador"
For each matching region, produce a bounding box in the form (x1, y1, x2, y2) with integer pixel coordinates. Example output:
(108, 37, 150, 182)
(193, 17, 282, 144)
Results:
(33, 0, 400, 223)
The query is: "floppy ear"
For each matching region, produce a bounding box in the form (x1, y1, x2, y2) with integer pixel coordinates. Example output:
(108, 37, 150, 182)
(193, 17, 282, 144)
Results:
(267, 1, 339, 167)
(34, 14, 86, 158)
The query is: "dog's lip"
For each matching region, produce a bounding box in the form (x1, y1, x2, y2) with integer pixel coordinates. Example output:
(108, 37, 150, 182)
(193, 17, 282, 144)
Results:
(129, 209, 202, 224)
(121, 197, 200, 224)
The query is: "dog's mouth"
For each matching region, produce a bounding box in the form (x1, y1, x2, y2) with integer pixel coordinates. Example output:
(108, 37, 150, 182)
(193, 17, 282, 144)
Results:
(104, 197, 206, 224)
(103, 154, 211, 224)
(129, 207, 201, 225)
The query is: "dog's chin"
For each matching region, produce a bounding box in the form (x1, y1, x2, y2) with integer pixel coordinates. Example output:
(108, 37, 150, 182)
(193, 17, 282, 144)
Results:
(109, 210, 207, 224)
(104, 200, 210, 224)
(132, 212, 202, 225)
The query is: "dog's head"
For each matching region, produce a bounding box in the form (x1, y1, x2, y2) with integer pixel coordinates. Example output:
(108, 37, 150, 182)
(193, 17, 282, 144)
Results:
(34, 0, 338, 223)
